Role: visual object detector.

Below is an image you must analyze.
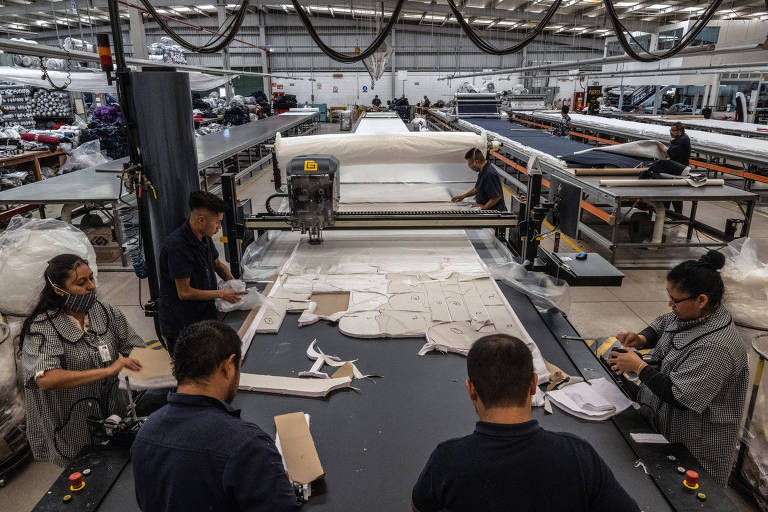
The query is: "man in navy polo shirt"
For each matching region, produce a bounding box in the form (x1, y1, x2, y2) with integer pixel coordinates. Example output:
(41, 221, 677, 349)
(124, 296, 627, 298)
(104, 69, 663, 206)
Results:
(158, 191, 244, 352)
(451, 148, 507, 211)
(411, 334, 639, 512)
(131, 321, 301, 511)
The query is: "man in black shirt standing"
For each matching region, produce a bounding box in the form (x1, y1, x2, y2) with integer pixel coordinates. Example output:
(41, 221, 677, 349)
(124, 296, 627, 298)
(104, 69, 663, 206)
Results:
(451, 148, 507, 211)
(412, 334, 639, 512)
(372, 95, 382, 108)
(158, 191, 244, 353)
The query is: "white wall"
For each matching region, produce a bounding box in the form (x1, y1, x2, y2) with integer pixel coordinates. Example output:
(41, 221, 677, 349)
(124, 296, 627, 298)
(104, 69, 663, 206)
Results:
(270, 70, 525, 107)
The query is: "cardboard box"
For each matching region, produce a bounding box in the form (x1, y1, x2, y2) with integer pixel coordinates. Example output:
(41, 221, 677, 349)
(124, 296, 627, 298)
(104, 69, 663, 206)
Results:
(274, 412, 325, 485)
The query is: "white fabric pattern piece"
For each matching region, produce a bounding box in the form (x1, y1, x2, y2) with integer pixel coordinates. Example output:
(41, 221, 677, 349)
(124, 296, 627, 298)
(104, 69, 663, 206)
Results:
(546, 378, 633, 421)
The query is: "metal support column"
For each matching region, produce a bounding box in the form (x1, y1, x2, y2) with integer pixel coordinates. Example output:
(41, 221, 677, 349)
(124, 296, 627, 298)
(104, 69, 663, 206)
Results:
(390, 28, 396, 97)
(221, 173, 241, 279)
(257, 9, 270, 96)
(217, 1, 234, 99)
(128, 8, 148, 62)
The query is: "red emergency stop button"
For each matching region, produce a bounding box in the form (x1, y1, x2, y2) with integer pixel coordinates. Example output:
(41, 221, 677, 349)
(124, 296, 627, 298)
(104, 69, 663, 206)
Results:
(69, 472, 85, 492)
(683, 470, 699, 491)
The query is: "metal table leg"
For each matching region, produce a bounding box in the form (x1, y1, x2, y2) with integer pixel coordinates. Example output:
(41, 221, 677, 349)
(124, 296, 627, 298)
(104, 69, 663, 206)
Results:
(686, 201, 698, 241)
(112, 201, 129, 267)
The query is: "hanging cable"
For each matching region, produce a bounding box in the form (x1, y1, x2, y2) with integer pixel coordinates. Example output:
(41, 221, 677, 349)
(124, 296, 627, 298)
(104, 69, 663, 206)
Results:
(603, 0, 724, 62)
(39, 56, 72, 91)
(290, 0, 406, 63)
(135, 0, 250, 53)
(446, 0, 562, 55)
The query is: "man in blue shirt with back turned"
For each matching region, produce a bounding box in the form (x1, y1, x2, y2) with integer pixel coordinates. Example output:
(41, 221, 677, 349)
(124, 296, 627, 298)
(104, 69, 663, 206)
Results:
(131, 321, 301, 512)
(411, 334, 639, 512)
(451, 148, 507, 211)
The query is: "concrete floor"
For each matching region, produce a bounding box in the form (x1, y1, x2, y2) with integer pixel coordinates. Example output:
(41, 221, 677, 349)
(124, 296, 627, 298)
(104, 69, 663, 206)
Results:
(1, 121, 766, 511)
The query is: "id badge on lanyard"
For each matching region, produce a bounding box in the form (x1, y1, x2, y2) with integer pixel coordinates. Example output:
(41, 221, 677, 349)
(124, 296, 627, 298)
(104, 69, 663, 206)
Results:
(98, 344, 112, 363)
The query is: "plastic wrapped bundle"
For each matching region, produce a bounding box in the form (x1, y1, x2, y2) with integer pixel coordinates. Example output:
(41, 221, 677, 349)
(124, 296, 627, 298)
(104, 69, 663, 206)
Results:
(79, 122, 127, 160)
(722, 237, 768, 330)
(0, 217, 97, 316)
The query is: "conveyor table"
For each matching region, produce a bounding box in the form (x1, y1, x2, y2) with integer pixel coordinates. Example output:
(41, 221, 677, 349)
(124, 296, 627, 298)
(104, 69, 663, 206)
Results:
(44, 281, 733, 512)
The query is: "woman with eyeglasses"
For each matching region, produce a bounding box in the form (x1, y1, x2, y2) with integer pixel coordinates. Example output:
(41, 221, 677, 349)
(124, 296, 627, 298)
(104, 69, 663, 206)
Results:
(608, 251, 748, 486)
(19, 254, 145, 466)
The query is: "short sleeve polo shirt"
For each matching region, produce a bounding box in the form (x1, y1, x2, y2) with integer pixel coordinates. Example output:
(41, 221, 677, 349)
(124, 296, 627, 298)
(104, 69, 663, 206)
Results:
(158, 221, 219, 335)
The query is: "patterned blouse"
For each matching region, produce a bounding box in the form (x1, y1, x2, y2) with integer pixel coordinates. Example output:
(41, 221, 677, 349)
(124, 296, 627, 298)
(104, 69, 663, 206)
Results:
(21, 300, 144, 466)
(637, 305, 748, 485)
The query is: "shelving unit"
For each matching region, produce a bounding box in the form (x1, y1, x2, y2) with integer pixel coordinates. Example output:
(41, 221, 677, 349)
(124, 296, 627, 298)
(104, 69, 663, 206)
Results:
(0, 83, 34, 129)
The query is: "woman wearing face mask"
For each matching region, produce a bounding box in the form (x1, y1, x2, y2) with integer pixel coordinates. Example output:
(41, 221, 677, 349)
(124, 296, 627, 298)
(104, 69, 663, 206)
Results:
(20, 254, 145, 466)
(608, 251, 748, 486)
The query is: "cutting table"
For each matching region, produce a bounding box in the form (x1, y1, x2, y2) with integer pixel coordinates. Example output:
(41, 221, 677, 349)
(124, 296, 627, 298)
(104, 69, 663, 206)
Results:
(34, 280, 736, 511)
(428, 111, 758, 264)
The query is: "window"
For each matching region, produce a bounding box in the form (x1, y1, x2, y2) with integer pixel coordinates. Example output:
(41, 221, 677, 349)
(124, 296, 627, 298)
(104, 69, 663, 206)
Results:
(691, 26, 719, 47)
(606, 34, 651, 57)
(657, 28, 683, 50)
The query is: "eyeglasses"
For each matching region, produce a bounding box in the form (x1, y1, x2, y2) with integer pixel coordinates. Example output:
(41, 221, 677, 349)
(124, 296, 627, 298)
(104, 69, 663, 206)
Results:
(667, 292, 695, 305)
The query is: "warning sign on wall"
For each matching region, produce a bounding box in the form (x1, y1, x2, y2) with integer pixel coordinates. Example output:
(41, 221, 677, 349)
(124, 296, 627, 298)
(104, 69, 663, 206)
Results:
(276, 84, 283, 90)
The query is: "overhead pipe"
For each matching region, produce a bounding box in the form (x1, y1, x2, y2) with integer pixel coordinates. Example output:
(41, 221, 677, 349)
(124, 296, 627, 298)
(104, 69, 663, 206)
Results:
(0, 37, 302, 79)
(534, 61, 768, 80)
(438, 40, 768, 81)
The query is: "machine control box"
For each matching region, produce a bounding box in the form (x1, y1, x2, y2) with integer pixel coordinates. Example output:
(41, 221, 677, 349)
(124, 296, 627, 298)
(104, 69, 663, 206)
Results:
(286, 155, 340, 243)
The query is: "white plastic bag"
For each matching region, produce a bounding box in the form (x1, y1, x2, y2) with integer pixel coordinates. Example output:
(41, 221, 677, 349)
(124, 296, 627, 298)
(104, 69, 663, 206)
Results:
(59, 140, 110, 174)
(0, 216, 97, 316)
(722, 238, 768, 330)
(215, 279, 271, 313)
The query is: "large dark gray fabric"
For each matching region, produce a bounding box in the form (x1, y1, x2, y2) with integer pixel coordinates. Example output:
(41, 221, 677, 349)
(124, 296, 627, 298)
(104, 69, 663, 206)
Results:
(467, 118, 653, 168)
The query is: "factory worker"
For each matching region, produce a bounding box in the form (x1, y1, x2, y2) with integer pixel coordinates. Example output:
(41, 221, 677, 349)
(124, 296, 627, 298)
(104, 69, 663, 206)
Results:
(608, 251, 748, 486)
(20, 254, 145, 466)
(372, 94, 382, 108)
(158, 191, 244, 353)
(412, 334, 639, 512)
(132, 321, 301, 512)
(644, 122, 692, 179)
(552, 105, 571, 137)
(451, 148, 507, 211)
(422, 96, 431, 108)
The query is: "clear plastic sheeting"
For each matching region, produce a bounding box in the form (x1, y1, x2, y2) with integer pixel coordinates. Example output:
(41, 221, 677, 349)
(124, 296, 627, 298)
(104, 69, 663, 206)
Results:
(59, 140, 111, 174)
(0, 216, 97, 316)
(0, 319, 24, 464)
(489, 261, 571, 314)
(722, 238, 768, 330)
(241, 231, 301, 282)
(215, 279, 272, 313)
(362, 40, 393, 84)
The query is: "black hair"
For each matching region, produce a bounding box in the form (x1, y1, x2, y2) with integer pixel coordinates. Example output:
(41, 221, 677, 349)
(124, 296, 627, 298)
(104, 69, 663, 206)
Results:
(667, 250, 726, 307)
(172, 320, 242, 384)
(467, 334, 533, 408)
(671, 122, 685, 133)
(561, 105, 569, 114)
(189, 190, 226, 214)
(18, 254, 88, 350)
(464, 148, 485, 162)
